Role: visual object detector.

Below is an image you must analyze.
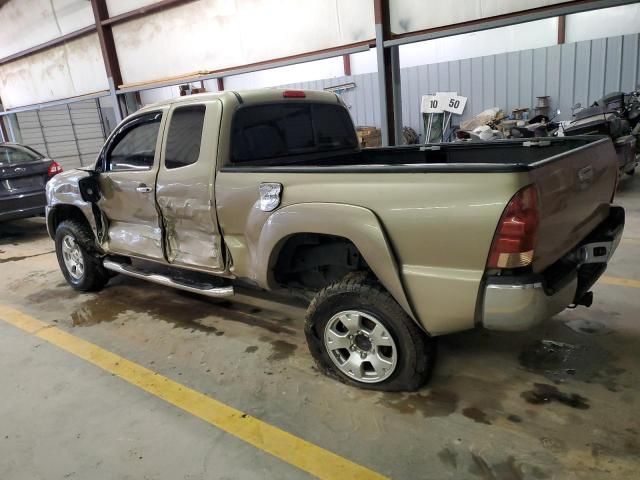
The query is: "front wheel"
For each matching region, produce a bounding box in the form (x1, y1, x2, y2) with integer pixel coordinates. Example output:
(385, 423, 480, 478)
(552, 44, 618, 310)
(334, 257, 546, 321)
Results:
(304, 274, 436, 391)
(55, 220, 110, 292)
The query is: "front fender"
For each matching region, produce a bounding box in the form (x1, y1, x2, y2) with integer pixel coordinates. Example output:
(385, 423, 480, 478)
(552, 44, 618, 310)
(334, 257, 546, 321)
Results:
(254, 202, 417, 324)
(46, 169, 96, 237)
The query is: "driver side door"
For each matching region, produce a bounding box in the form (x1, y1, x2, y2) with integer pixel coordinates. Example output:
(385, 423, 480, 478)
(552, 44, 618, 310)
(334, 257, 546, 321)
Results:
(98, 110, 167, 261)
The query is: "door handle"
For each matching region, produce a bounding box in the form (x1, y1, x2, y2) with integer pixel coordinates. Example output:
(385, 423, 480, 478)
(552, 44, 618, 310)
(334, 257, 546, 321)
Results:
(136, 184, 152, 193)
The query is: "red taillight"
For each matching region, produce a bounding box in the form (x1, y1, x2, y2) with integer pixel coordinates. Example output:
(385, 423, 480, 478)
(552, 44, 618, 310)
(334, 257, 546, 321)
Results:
(47, 161, 63, 178)
(487, 185, 539, 269)
(283, 90, 305, 98)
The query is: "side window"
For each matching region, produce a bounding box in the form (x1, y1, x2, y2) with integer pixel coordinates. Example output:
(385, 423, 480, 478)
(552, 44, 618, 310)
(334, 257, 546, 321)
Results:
(165, 105, 206, 169)
(107, 113, 162, 172)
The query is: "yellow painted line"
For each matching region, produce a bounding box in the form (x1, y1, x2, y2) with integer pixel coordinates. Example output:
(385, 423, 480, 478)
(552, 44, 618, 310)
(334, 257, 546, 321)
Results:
(0, 304, 387, 480)
(600, 276, 640, 289)
(622, 237, 640, 246)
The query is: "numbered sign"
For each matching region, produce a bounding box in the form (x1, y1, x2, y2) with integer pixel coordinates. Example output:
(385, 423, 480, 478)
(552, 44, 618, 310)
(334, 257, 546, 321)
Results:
(421, 95, 443, 113)
(440, 94, 467, 115)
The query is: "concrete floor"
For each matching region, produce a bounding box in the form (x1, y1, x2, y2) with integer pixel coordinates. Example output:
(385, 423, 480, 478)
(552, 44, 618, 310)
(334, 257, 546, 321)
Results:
(1, 176, 640, 480)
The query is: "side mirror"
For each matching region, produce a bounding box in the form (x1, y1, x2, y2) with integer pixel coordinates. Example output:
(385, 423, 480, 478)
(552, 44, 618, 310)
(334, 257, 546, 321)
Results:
(78, 175, 101, 203)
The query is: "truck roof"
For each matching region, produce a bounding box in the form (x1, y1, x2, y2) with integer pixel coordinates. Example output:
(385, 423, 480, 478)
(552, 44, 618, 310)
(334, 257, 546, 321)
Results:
(137, 88, 341, 113)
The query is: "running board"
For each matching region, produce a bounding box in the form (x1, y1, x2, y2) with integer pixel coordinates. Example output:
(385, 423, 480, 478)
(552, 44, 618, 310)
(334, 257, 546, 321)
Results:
(103, 260, 234, 298)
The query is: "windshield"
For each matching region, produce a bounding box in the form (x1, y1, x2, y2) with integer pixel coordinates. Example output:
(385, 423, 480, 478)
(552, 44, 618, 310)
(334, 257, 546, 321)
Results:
(0, 145, 44, 166)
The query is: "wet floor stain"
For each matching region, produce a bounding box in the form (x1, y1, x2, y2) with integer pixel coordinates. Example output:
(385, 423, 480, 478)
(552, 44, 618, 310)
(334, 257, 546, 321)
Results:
(507, 414, 522, 423)
(0, 223, 49, 245)
(26, 287, 81, 304)
(462, 407, 491, 425)
(564, 318, 613, 335)
(518, 339, 622, 388)
(244, 345, 259, 353)
(521, 383, 589, 409)
(43, 278, 298, 336)
(0, 251, 53, 263)
(437, 447, 458, 469)
(468, 454, 549, 480)
(377, 389, 459, 418)
(266, 340, 297, 361)
(539, 436, 567, 454)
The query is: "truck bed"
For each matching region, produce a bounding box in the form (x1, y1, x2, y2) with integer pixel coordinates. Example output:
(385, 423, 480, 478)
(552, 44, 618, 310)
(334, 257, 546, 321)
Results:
(221, 136, 600, 172)
(218, 134, 618, 333)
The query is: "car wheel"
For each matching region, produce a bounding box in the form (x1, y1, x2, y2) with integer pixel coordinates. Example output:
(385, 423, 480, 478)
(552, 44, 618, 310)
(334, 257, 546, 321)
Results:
(305, 273, 436, 391)
(55, 219, 110, 292)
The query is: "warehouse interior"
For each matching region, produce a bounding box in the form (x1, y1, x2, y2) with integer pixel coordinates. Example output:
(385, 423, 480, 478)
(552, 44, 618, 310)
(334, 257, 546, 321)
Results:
(1, 1, 640, 479)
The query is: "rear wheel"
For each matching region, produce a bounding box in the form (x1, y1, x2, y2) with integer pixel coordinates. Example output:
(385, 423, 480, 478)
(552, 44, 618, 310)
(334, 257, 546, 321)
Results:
(305, 273, 436, 391)
(55, 220, 110, 292)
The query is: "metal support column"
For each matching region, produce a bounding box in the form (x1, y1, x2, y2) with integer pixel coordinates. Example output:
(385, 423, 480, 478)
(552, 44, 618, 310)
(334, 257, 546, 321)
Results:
(35, 111, 51, 157)
(91, 0, 124, 123)
(67, 104, 84, 166)
(390, 45, 403, 145)
(374, 0, 402, 146)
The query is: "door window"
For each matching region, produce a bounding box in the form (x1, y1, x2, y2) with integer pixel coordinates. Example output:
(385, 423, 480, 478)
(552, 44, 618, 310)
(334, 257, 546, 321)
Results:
(165, 105, 206, 169)
(107, 113, 162, 172)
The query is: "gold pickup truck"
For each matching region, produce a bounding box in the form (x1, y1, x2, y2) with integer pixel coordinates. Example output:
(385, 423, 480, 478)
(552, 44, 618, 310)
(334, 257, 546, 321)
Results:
(46, 89, 624, 391)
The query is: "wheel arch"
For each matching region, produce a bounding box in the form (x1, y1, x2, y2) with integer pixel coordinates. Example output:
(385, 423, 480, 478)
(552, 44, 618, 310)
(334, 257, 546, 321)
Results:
(47, 204, 95, 240)
(256, 202, 418, 325)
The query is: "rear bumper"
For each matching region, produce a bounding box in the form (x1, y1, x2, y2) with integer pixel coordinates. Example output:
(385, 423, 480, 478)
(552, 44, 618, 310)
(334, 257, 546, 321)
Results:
(0, 191, 46, 222)
(481, 205, 624, 331)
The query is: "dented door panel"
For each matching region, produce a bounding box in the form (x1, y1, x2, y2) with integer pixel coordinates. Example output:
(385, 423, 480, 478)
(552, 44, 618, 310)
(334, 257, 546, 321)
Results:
(97, 109, 167, 261)
(156, 99, 225, 272)
(99, 171, 164, 259)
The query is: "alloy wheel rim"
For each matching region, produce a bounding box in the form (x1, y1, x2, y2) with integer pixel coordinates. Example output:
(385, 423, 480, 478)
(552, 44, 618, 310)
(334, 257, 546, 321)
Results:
(61, 234, 85, 281)
(323, 310, 397, 383)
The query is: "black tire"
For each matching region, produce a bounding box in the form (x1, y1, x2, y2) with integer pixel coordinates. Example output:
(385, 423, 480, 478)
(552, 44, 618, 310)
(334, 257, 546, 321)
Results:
(305, 273, 436, 391)
(55, 219, 110, 292)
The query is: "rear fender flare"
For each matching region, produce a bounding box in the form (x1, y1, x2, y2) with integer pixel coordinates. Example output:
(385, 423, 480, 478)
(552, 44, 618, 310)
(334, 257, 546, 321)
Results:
(255, 202, 417, 324)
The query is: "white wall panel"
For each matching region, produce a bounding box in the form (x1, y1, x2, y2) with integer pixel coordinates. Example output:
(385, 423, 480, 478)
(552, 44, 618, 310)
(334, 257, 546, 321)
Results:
(112, 0, 374, 86)
(0, 34, 108, 109)
(106, 0, 164, 17)
(350, 49, 377, 75)
(389, 0, 572, 34)
(0, 0, 94, 58)
(224, 56, 345, 90)
(566, 3, 640, 42)
(399, 19, 557, 68)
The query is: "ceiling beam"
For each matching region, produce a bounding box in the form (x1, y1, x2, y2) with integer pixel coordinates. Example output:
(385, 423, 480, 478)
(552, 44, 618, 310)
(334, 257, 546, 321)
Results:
(0, 25, 96, 66)
(116, 40, 373, 94)
(102, 0, 198, 26)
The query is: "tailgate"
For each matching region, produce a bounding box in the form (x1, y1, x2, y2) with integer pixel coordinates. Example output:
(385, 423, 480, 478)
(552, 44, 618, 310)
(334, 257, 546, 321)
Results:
(529, 137, 618, 272)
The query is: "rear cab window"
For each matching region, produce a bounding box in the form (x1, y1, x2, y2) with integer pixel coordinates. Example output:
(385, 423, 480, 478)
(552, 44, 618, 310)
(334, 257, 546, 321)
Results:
(230, 103, 357, 165)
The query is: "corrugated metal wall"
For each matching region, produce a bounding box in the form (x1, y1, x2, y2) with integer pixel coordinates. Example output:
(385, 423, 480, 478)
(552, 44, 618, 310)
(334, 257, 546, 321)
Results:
(282, 33, 640, 139)
(16, 100, 107, 169)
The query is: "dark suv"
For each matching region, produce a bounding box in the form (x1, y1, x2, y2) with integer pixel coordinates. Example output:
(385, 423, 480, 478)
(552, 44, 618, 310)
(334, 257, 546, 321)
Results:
(0, 143, 63, 222)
